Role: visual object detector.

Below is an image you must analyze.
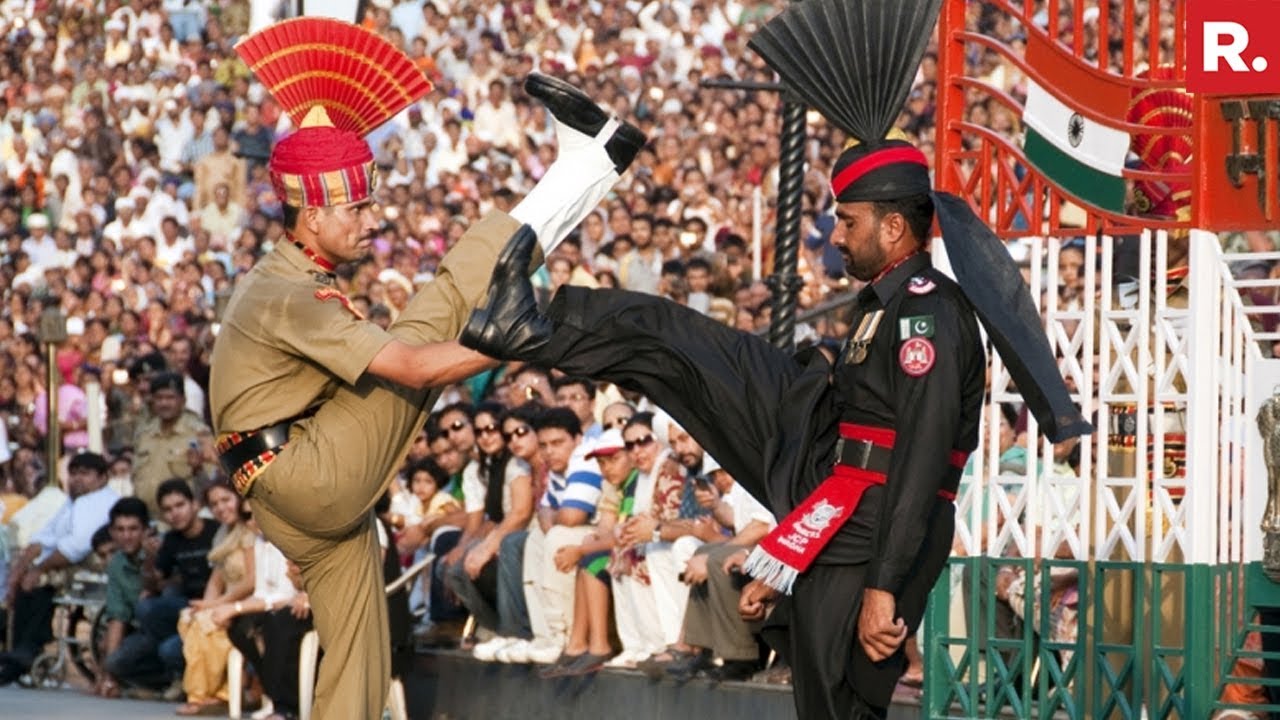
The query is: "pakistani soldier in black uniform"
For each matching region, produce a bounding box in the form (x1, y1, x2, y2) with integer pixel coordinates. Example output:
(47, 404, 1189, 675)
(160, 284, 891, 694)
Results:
(461, 140, 1086, 718)
(459, 3, 1088, 716)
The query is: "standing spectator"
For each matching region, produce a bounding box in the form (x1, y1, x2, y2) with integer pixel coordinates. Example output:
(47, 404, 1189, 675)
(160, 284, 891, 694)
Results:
(131, 372, 212, 520)
(0, 452, 118, 685)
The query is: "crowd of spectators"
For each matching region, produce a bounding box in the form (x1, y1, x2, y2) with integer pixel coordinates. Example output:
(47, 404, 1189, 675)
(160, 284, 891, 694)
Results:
(0, 0, 1234, 712)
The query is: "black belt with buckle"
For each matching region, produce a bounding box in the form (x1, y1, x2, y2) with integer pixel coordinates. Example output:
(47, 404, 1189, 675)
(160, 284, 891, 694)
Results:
(835, 438, 893, 474)
(217, 418, 298, 478)
(833, 437, 964, 498)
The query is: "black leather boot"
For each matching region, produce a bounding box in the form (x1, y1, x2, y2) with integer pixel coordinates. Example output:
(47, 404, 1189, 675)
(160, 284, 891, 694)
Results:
(461, 225, 554, 360)
(525, 73, 647, 173)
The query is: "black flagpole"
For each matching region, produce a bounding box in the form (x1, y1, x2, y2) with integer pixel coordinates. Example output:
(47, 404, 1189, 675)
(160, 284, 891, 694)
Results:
(700, 78, 807, 353)
(768, 96, 807, 353)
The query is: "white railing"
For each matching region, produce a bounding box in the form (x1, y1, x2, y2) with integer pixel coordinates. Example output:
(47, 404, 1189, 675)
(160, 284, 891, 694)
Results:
(952, 232, 1265, 567)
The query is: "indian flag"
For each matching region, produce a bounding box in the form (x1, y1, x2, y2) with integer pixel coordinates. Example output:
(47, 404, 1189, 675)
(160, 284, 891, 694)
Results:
(1022, 34, 1129, 213)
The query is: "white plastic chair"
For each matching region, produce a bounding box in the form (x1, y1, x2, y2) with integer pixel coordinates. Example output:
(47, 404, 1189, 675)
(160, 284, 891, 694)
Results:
(229, 553, 436, 720)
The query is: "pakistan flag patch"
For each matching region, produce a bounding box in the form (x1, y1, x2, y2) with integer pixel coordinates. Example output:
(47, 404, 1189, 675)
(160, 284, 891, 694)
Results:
(899, 315, 935, 339)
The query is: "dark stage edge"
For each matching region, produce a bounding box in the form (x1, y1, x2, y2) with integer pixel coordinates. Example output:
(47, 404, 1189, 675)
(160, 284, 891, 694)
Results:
(406, 649, 923, 720)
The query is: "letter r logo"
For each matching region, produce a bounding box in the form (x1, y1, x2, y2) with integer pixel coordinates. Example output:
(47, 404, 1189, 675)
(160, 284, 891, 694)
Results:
(1188, 0, 1280, 93)
(1204, 21, 1250, 71)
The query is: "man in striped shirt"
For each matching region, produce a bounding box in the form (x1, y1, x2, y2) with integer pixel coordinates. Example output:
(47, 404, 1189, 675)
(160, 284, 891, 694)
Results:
(520, 408, 602, 663)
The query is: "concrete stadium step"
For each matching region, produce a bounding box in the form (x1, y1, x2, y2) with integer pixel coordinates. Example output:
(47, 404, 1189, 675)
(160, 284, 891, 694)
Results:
(405, 649, 924, 720)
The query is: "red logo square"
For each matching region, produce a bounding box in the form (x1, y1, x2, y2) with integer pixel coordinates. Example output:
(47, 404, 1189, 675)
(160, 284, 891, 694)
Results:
(1187, 0, 1280, 94)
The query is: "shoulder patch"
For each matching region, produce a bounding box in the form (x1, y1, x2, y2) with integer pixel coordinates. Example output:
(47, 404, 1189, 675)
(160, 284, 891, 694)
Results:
(898, 315, 935, 339)
(898, 337, 936, 377)
(907, 276, 936, 295)
(314, 287, 366, 320)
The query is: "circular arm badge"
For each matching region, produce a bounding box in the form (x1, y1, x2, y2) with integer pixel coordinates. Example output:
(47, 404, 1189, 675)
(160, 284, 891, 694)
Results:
(898, 337, 936, 377)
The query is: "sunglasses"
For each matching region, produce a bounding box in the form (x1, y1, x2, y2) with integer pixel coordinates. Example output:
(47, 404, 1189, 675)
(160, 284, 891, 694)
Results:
(503, 425, 533, 442)
(476, 424, 501, 436)
(443, 419, 469, 436)
(624, 435, 654, 451)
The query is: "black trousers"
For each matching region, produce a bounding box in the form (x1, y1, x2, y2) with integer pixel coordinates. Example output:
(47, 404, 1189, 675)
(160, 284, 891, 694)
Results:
(529, 287, 949, 718)
(3, 585, 55, 667)
(534, 287, 809, 508)
(228, 608, 314, 715)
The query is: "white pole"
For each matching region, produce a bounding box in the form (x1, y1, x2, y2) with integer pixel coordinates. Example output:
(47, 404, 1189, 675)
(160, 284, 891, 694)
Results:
(86, 380, 103, 454)
(752, 186, 763, 282)
(1186, 229, 1221, 565)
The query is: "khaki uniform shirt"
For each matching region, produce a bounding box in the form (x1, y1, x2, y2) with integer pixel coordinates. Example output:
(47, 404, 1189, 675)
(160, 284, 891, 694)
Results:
(132, 410, 212, 515)
(210, 240, 393, 438)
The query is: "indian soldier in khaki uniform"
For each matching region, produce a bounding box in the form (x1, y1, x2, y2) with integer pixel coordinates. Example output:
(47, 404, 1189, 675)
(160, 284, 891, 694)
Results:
(209, 19, 644, 720)
(131, 371, 212, 519)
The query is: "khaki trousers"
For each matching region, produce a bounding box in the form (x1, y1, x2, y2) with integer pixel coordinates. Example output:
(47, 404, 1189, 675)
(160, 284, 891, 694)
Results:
(251, 212, 518, 720)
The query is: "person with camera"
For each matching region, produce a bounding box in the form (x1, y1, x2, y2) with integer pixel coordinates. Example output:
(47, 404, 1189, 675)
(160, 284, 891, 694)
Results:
(637, 456, 775, 681)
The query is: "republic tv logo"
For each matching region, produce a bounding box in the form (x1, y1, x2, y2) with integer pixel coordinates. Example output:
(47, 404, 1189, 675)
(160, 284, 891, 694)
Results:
(1187, 0, 1280, 93)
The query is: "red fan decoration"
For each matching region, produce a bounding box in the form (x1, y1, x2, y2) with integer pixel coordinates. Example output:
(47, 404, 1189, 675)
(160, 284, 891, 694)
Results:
(235, 17, 432, 137)
(1127, 66, 1193, 219)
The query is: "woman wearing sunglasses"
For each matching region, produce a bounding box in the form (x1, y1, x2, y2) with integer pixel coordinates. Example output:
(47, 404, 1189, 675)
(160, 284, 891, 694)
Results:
(446, 403, 535, 650)
(605, 413, 689, 667)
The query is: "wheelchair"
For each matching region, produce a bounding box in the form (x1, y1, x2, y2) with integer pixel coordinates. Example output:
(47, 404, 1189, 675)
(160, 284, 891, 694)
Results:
(22, 569, 110, 689)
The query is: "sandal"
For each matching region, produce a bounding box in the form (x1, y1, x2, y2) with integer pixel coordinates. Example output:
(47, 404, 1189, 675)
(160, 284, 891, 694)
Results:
(177, 700, 228, 716)
(635, 647, 695, 680)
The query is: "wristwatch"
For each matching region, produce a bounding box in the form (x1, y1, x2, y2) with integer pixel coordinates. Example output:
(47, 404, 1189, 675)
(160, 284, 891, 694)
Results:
(651, 522, 662, 544)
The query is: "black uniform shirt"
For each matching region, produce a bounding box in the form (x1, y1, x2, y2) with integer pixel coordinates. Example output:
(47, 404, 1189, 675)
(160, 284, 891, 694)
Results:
(818, 252, 985, 594)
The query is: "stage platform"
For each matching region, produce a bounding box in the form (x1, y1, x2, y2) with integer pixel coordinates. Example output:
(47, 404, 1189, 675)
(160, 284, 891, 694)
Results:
(405, 649, 924, 720)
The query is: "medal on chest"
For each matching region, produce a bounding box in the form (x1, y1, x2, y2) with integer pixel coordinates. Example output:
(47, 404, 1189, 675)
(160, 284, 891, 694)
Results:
(844, 309, 884, 365)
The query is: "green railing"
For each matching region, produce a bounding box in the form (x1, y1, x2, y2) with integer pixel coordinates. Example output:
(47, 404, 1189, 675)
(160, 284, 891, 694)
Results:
(924, 559, 1275, 719)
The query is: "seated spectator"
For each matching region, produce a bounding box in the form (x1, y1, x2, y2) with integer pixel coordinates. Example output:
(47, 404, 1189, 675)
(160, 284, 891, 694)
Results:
(600, 401, 636, 432)
(134, 478, 221, 700)
(539, 429, 636, 677)
(642, 458, 774, 681)
(553, 376, 603, 440)
(521, 407, 600, 664)
(608, 413, 687, 666)
(98, 497, 168, 696)
(409, 420, 474, 643)
(431, 404, 481, 622)
(627, 419, 722, 655)
(218, 512, 310, 720)
(0, 451, 118, 685)
(483, 403, 548, 663)
(450, 404, 535, 656)
(175, 480, 255, 715)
